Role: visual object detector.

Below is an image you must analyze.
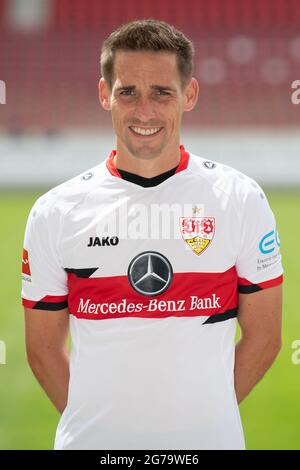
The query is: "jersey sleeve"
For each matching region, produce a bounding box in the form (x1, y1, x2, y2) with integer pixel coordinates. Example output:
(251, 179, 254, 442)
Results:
(236, 183, 283, 294)
(21, 196, 68, 310)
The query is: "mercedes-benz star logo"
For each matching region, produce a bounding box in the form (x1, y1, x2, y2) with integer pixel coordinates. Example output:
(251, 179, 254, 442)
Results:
(128, 251, 173, 296)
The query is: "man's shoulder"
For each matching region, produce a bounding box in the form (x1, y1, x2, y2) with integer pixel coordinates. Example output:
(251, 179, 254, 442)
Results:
(28, 161, 106, 222)
(189, 152, 265, 202)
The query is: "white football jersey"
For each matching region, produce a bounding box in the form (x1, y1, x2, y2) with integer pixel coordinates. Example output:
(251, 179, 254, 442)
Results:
(22, 145, 283, 450)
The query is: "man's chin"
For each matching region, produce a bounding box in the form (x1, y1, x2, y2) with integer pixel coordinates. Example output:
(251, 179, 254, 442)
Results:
(127, 142, 166, 160)
(132, 148, 165, 160)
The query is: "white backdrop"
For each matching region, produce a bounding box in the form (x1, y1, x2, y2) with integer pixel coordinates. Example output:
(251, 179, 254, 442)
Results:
(1, 129, 299, 188)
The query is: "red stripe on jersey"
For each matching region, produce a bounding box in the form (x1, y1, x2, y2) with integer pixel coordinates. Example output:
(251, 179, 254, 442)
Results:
(237, 278, 254, 286)
(67, 267, 238, 320)
(238, 274, 283, 288)
(257, 274, 283, 289)
(22, 294, 68, 309)
(22, 298, 37, 309)
(106, 145, 190, 179)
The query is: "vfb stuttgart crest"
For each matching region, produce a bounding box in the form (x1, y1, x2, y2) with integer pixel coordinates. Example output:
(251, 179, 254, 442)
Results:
(180, 217, 215, 255)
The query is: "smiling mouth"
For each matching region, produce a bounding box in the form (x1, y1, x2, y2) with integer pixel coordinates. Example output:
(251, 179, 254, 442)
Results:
(129, 126, 163, 137)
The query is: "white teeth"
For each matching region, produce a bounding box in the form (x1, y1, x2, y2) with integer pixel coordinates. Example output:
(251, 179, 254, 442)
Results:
(131, 127, 161, 136)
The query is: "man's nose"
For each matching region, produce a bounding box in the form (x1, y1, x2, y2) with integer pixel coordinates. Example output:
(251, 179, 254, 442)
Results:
(133, 95, 156, 121)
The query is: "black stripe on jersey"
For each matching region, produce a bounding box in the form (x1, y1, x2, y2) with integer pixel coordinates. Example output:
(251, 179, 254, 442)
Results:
(202, 308, 238, 324)
(238, 284, 262, 294)
(65, 268, 98, 278)
(117, 165, 178, 187)
(34, 300, 68, 311)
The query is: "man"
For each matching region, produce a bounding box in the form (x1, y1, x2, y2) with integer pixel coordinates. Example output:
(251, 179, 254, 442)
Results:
(22, 19, 283, 450)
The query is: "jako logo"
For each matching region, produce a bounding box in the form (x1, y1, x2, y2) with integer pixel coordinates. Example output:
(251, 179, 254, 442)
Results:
(87, 236, 119, 247)
(259, 230, 280, 254)
(0, 80, 6, 104)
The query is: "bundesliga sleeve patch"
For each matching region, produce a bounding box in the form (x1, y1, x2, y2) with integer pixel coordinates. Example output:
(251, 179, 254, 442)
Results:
(22, 248, 31, 276)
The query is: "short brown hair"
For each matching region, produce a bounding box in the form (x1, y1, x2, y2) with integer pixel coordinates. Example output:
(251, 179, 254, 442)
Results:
(100, 19, 194, 91)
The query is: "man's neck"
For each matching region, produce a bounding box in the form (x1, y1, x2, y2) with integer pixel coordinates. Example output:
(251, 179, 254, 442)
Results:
(113, 143, 181, 178)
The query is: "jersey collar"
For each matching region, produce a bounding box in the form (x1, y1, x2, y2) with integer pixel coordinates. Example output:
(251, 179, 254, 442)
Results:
(106, 144, 190, 179)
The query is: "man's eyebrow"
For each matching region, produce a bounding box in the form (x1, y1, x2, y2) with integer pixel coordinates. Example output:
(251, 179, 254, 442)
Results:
(115, 85, 135, 92)
(114, 85, 176, 92)
(151, 85, 176, 92)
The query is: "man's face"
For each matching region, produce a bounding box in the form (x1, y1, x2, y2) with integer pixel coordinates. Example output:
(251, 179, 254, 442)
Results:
(99, 50, 198, 160)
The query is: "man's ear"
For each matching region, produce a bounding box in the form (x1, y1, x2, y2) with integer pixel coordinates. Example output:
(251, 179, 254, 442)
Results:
(183, 78, 199, 112)
(99, 78, 111, 111)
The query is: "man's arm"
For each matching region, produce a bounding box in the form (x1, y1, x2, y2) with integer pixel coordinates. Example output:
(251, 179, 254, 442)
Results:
(24, 307, 70, 414)
(235, 284, 282, 404)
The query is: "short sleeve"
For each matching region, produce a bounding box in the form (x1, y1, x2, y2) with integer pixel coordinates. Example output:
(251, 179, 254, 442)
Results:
(236, 184, 283, 294)
(21, 196, 68, 310)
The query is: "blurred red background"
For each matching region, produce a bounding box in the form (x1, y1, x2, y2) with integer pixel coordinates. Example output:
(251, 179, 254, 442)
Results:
(0, 0, 299, 133)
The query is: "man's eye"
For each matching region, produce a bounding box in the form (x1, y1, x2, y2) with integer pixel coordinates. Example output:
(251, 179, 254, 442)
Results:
(120, 90, 134, 96)
(119, 90, 170, 96)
